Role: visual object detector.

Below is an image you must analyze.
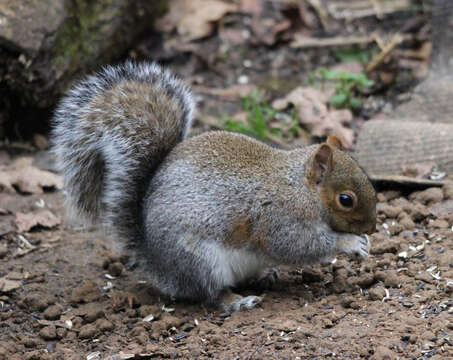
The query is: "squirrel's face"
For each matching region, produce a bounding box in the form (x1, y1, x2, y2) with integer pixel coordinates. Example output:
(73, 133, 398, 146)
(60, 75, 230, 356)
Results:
(307, 137, 377, 236)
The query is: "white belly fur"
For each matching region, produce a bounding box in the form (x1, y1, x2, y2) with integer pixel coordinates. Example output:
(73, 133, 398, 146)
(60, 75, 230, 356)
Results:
(202, 241, 272, 288)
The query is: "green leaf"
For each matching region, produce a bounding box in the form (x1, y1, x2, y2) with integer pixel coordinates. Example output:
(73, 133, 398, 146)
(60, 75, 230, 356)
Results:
(349, 97, 362, 108)
(329, 93, 348, 107)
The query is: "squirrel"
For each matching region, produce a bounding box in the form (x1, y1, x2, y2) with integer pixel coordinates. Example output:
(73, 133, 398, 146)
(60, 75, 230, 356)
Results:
(52, 61, 376, 312)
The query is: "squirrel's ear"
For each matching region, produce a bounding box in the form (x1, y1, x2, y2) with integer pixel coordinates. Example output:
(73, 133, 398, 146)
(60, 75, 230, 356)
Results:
(308, 144, 333, 185)
(326, 135, 344, 150)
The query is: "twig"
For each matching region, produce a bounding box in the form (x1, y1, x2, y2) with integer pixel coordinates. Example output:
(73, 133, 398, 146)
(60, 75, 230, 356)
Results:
(328, 0, 411, 20)
(366, 33, 403, 72)
(306, 0, 330, 30)
(290, 34, 374, 48)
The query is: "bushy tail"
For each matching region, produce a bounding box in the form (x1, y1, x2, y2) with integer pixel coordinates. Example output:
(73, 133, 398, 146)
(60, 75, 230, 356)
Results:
(52, 61, 194, 246)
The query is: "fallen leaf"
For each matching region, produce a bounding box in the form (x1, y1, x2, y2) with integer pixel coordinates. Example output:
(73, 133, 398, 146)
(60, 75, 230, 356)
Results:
(240, 0, 262, 16)
(156, 0, 238, 41)
(0, 157, 62, 195)
(15, 210, 61, 232)
(0, 277, 21, 293)
(272, 87, 355, 147)
(250, 17, 291, 46)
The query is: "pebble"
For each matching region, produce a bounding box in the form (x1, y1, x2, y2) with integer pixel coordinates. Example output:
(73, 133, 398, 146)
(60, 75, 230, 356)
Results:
(383, 270, 400, 288)
(368, 287, 386, 301)
(39, 325, 57, 340)
(377, 204, 402, 218)
(21, 336, 39, 348)
(411, 187, 443, 204)
(138, 305, 162, 319)
(357, 272, 375, 288)
(0, 244, 7, 258)
(43, 305, 62, 320)
(20, 293, 54, 312)
(398, 214, 415, 230)
(442, 181, 453, 200)
(370, 345, 396, 360)
(428, 219, 449, 229)
(96, 319, 114, 332)
(406, 203, 429, 221)
(56, 327, 67, 339)
(302, 267, 323, 283)
(78, 324, 97, 339)
(84, 304, 104, 323)
(371, 239, 399, 255)
(107, 262, 124, 277)
(70, 281, 101, 304)
(415, 272, 434, 284)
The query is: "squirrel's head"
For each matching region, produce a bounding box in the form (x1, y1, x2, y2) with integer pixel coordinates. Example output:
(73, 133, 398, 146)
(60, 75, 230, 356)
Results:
(307, 136, 376, 235)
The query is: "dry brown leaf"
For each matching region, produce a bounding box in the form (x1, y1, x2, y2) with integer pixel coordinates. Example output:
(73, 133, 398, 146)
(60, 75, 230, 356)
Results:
(0, 157, 62, 195)
(0, 277, 21, 293)
(15, 210, 61, 232)
(156, 0, 238, 41)
(272, 87, 355, 148)
(0, 271, 27, 293)
(240, 0, 262, 16)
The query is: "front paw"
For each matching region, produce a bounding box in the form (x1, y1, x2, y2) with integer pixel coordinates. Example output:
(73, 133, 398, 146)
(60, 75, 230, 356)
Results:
(249, 267, 279, 290)
(336, 234, 370, 260)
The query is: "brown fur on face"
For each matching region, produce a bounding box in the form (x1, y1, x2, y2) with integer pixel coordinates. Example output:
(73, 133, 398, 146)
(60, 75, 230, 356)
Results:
(307, 142, 376, 235)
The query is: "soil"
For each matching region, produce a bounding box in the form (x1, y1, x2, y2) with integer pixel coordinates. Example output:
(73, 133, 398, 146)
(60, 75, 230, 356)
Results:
(0, 152, 452, 360)
(1, 2, 452, 360)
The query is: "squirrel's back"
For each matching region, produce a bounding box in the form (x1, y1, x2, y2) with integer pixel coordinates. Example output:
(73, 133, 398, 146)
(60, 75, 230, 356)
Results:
(52, 62, 194, 245)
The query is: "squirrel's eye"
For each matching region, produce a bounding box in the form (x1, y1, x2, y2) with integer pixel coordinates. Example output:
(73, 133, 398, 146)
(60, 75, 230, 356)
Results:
(337, 192, 356, 210)
(339, 194, 353, 207)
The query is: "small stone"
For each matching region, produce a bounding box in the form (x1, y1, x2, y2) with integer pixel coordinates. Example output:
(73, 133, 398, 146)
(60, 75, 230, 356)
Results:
(272, 319, 299, 332)
(43, 305, 62, 320)
(39, 325, 57, 340)
(415, 272, 434, 284)
(379, 191, 401, 202)
(20, 293, 53, 312)
(383, 270, 400, 288)
(406, 203, 429, 222)
(368, 287, 386, 301)
(21, 336, 39, 348)
(411, 187, 443, 204)
(377, 204, 403, 218)
(0, 244, 8, 259)
(371, 239, 399, 255)
(371, 345, 396, 360)
(321, 318, 333, 328)
(78, 324, 97, 339)
(428, 219, 449, 229)
(84, 304, 104, 323)
(70, 281, 100, 304)
(56, 327, 67, 339)
(302, 267, 323, 283)
(357, 273, 375, 288)
(138, 305, 162, 319)
(398, 214, 415, 230)
(96, 318, 114, 332)
(442, 181, 453, 200)
(108, 262, 124, 277)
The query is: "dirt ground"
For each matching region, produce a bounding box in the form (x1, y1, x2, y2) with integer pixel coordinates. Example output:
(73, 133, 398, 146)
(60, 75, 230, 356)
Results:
(0, 151, 452, 360)
(1, 1, 453, 359)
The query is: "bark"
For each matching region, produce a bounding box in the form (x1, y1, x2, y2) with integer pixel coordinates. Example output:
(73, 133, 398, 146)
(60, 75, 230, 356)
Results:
(0, 0, 167, 138)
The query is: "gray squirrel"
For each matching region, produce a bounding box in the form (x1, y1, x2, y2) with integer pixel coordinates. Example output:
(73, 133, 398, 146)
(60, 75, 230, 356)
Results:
(52, 62, 376, 312)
